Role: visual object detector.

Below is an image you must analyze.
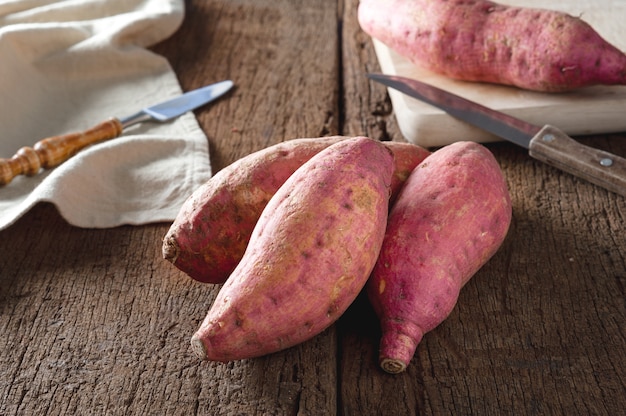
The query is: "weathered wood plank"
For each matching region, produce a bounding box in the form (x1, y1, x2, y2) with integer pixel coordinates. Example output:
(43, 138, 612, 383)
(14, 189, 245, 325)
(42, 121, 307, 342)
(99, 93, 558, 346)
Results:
(154, 0, 341, 172)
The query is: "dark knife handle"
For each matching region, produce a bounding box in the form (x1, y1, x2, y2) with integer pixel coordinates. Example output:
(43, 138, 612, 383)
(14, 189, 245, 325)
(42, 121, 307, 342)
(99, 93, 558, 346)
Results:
(0, 118, 123, 186)
(529, 125, 626, 197)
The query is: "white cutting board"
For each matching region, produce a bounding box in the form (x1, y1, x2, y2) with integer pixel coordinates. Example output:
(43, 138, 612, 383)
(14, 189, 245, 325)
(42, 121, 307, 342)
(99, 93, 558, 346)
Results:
(372, 0, 626, 147)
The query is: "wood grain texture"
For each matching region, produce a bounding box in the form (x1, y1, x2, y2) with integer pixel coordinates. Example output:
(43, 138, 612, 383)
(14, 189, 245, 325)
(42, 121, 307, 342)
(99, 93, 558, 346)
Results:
(153, 0, 340, 172)
(1, 0, 625, 415)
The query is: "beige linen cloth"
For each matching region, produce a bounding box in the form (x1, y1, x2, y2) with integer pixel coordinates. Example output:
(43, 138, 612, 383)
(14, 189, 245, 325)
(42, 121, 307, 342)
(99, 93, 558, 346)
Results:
(0, 0, 212, 230)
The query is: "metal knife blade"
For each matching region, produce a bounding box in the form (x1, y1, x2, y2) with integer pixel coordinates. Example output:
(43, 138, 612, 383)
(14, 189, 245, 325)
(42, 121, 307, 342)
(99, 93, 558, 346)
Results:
(120, 79, 234, 127)
(368, 73, 626, 197)
(0, 80, 234, 186)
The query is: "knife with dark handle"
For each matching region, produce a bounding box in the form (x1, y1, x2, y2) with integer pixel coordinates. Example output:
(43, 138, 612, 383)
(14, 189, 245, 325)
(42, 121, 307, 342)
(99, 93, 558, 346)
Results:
(368, 73, 626, 197)
(0, 80, 234, 186)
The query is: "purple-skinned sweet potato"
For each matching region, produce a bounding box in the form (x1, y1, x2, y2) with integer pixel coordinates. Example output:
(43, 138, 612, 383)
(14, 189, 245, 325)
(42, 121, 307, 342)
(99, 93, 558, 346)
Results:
(368, 141, 512, 373)
(387, 141, 431, 202)
(162, 137, 429, 284)
(358, 0, 626, 92)
(191, 137, 394, 362)
(162, 136, 344, 283)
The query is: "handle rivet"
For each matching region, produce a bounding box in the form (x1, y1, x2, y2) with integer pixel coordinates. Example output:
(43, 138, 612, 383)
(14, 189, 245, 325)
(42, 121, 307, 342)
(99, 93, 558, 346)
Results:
(600, 158, 614, 167)
(542, 134, 555, 142)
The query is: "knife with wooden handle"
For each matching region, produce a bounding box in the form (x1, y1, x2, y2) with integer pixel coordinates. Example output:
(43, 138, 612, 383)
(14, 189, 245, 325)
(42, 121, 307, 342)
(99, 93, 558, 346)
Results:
(368, 73, 626, 197)
(0, 80, 234, 186)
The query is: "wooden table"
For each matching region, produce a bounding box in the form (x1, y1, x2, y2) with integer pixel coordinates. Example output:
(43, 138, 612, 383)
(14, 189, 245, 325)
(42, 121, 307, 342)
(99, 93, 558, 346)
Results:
(2, 1, 625, 414)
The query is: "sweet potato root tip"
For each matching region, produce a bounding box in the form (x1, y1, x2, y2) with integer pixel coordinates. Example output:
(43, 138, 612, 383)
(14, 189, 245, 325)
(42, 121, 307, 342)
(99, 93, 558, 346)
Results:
(380, 358, 406, 374)
(378, 318, 425, 374)
(162, 236, 179, 263)
(190, 334, 207, 360)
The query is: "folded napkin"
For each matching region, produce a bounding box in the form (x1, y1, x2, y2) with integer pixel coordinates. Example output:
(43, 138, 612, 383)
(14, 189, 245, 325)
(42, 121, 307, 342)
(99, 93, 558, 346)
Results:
(0, 0, 212, 230)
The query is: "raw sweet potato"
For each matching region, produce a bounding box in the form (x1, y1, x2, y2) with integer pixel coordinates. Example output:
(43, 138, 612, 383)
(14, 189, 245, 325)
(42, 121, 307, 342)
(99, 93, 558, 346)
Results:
(368, 141, 512, 373)
(191, 137, 394, 362)
(162, 137, 429, 284)
(162, 136, 344, 283)
(358, 0, 626, 92)
(387, 141, 431, 202)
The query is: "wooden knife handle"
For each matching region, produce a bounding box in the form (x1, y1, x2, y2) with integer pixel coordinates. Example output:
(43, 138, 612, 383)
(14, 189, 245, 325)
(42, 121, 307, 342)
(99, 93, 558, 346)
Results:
(529, 125, 626, 197)
(0, 118, 123, 186)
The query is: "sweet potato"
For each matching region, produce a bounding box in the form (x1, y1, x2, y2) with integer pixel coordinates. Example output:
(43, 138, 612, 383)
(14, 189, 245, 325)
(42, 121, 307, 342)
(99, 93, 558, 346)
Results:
(191, 137, 394, 362)
(368, 141, 512, 373)
(162, 136, 343, 283)
(358, 0, 626, 92)
(162, 137, 429, 284)
(386, 141, 431, 202)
